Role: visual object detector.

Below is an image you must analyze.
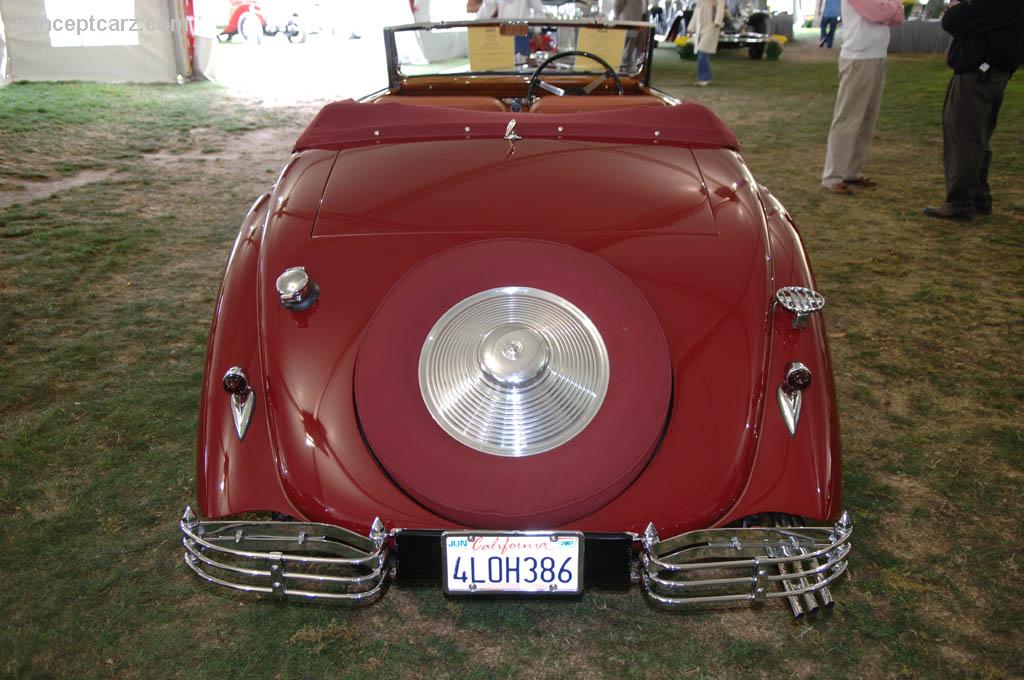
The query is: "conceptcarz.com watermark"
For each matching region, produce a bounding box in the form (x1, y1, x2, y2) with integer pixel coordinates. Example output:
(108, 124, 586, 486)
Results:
(9, 15, 194, 36)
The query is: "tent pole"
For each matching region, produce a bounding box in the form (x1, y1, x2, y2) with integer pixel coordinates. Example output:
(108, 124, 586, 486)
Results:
(168, 0, 193, 80)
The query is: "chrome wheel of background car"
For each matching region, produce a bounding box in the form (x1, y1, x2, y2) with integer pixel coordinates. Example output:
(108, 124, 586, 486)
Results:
(238, 12, 263, 45)
(286, 17, 306, 44)
(419, 286, 610, 457)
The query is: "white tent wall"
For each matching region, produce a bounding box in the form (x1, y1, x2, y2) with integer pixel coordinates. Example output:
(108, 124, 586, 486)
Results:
(0, 9, 10, 85)
(412, 0, 474, 63)
(0, 0, 189, 82)
(192, 0, 416, 99)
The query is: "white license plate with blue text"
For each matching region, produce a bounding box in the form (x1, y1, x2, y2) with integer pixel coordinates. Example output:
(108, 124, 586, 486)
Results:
(442, 532, 584, 594)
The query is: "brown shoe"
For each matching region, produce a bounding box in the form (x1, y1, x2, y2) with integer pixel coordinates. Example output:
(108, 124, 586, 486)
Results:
(823, 182, 854, 194)
(844, 176, 877, 187)
(922, 203, 974, 221)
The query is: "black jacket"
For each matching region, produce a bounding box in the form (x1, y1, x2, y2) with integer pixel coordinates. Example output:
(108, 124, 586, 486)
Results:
(942, 0, 1024, 74)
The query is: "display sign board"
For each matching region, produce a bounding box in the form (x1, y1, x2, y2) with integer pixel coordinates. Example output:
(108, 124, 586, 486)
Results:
(576, 27, 626, 71)
(467, 26, 515, 72)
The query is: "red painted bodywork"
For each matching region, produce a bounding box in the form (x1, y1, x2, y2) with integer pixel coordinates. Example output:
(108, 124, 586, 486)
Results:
(196, 106, 842, 540)
(222, 1, 264, 35)
(354, 238, 674, 528)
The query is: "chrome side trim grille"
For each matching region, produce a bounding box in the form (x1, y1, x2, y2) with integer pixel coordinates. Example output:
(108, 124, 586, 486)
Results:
(641, 512, 851, 618)
(180, 507, 389, 603)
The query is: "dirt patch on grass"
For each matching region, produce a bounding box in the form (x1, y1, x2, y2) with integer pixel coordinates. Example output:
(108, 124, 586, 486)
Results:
(0, 168, 114, 209)
(143, 126, 303, 169)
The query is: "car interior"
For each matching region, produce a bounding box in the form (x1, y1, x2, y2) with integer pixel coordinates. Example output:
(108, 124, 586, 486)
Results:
(372, 91, 669, 113)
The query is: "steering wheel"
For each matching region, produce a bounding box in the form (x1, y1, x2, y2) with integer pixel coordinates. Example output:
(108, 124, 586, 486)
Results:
(526, 50, 624, 102)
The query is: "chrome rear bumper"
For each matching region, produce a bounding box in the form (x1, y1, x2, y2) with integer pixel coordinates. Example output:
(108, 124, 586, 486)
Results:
(180, 507, 849, 616)
(180, 507, 389, 603)
(640, 512, 851, 618)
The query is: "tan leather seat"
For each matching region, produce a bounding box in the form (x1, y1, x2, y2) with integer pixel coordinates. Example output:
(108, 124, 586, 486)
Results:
(374, 96, 507, 112)
(529, 95, 667, 114)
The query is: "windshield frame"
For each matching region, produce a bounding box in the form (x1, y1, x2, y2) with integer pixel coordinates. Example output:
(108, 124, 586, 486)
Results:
(383, 19, 656, 91)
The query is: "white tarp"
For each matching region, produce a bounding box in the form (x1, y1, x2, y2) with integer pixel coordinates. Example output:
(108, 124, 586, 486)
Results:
(0, 8, 10, 85)
(0, 0, 188, 82)
(191, 0, 417, 102)
(411, 0, 474, 64)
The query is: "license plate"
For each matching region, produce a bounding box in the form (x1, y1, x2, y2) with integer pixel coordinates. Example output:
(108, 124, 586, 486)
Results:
(442, 531, 584, 595)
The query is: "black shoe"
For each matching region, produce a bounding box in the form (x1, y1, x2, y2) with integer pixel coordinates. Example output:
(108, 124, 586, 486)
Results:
(923, 203, 974, 221)
(975, 203, 992, 215)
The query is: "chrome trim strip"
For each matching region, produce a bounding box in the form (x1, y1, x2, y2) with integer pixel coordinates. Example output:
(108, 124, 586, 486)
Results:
(223, 367, 255, 440)
(229, 391, 255, 440)
(776, 385, 802, 437)
(386, 19, 654, 32)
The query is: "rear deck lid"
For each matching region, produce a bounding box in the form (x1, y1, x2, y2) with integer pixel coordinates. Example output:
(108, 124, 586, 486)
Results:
(313, 138, 718, 237)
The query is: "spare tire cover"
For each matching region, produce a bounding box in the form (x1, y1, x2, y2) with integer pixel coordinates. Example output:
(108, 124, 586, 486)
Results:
(355, 239, 671, 528)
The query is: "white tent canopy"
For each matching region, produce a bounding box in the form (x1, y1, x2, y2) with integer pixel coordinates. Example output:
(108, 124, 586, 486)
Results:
(0, 0, 191, 83)
(0, 0, 475, 88)
(0, 0, 423, 86)
(1, 9, 9, 83)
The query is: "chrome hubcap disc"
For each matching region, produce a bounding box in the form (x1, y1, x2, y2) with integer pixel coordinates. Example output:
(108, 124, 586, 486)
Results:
(478, 323, 551, 387)
(419, 286, 610, 457)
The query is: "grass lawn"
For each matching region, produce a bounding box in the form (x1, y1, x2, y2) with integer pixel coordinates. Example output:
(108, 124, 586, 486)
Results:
(1, 39, 1022, 680)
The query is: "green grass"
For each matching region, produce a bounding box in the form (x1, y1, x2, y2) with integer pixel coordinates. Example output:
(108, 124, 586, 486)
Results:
(2, 42, 1023, 679)
(0, 81, 290, 184)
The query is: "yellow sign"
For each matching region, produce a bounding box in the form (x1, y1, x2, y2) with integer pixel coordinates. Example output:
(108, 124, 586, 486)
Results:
(468, 26, 515, 72)
(577, 28, 626, 72)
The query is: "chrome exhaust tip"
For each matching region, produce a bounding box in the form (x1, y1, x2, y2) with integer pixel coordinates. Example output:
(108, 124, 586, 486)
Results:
(767, 547, 806, 620)
(811, 556, 836, 609)
(778, 518, 819, 618)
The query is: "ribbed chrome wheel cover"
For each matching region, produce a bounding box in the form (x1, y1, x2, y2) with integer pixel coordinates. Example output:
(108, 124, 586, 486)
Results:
(418, 287, 610, 457)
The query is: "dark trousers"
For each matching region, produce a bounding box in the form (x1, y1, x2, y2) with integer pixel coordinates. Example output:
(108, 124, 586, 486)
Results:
(943, 70, 1011, 210)
(820, 18, 838, 48)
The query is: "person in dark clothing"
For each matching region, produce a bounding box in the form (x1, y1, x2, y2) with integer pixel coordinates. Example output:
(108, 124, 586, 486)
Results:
(923, 0, 1024, 221)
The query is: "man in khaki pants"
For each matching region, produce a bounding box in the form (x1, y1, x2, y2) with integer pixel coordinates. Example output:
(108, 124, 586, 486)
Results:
(821, 0, 902, 194)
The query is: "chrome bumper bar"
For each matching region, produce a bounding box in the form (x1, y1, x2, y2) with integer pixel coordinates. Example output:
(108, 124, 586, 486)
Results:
(180, 507, 389, 603)
(180, 507, 849, 616)
(719, 32, 768, 45)
(640, 512, 851, 618)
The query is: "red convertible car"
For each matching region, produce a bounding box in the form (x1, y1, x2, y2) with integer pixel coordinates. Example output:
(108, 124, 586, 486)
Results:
(181, 18, 850, 618)
(218, 1, 308, 44)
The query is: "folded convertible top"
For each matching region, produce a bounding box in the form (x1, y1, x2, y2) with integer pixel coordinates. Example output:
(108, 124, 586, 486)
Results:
(293, 100, 739, 152)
